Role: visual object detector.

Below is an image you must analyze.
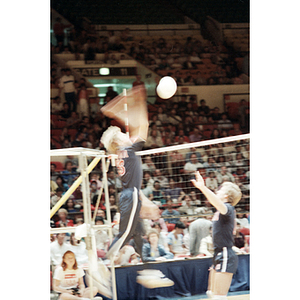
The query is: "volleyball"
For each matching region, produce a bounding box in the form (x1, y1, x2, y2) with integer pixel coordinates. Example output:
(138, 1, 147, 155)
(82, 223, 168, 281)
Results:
(156, 76, 177, 99)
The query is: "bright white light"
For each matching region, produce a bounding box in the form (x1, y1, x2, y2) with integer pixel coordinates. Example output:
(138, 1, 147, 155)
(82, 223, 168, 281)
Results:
(99, 68, 110, 75)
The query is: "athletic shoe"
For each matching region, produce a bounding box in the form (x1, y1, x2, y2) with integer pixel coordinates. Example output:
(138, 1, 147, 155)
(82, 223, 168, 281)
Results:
(206, 290, 213, 298)
(136, 269, 174, 289)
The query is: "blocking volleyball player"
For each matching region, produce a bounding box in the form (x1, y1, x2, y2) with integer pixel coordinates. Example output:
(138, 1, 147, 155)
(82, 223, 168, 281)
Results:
(191, 171, 242, 300)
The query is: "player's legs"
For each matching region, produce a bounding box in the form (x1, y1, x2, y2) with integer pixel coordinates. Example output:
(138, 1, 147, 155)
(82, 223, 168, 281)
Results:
(212, 271, 233, 297)
(206, 267, 215, 298)
(210, 247, 237, 298)
(107, 188, 140, 256)
(132, 217, 144, 257)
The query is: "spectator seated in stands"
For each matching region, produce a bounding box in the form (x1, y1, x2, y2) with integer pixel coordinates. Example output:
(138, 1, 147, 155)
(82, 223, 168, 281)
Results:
(236, 209, 250, 229)
(151, 181, 166, 205)
(51, 96, 64, 114)
(144, 129, 164, 149)
(216, 166, 235, 184)
(218, 113, 233, 131)
(164, 178, 185, 203)
(153, 168, 169, 189)
(55, 208, 74, 228)
(170, 57, 183, 69)
(114, 244, 139, 266)
(189, 127, 202, 143)
(202, 156, 217, 176)
(52, 250, 99, 299)
(210, 107, 222, 122)
(156, 106, 169, 125)
(59, 103, 71, 120)
(141, 155, 156, 174)
(205, 171, 218, 192)
(167, 108, 182, 126)
(190, 190, 201, 206)
(233, 221, 245, 249)
(179, 194, 197, 219)
(94, 216, 109, 258)
(182, 55, 197, 69)
(141, 179, 153, 200)
(197, 99, 210, 117)
(151, 222, 169, 251)
(68, 233, 89, 267)
(142, 229, 174, 262)
(50, 233, 71, 267)
(175, 129, 190, 143)
(183, 153, 204, 179)
(55, 175, 70, 193)
(65, 198, 79, 213)
(51, 187, 64, 208)
(185, 147, 203, 164)
(61, 161, 78, 186)
(167, 221, 189, 257)
(161, 199, 180, 224)
(210, 128, 221, 139)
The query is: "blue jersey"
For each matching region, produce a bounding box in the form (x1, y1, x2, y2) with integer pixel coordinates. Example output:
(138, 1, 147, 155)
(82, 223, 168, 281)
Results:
(212, 203, 236, 250)
(116, 140, 145, 190)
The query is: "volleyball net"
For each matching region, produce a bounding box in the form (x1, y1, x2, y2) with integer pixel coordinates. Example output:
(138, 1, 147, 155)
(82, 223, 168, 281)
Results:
(137, 133, 250, 217)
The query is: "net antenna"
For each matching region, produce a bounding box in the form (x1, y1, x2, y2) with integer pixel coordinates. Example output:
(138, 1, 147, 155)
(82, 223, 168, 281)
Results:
(123, 88, 129, 137)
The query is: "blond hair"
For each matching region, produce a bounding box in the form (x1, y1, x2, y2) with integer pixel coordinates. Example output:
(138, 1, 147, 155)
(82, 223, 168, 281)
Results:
(100, 126, 121, 154)
(220, 182, 242, 206)
(58, 208, 68, 216)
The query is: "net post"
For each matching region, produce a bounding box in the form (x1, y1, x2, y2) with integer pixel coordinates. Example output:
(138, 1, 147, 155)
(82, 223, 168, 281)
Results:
(79, 153, 94, 300)
(101, 155, 118, 300)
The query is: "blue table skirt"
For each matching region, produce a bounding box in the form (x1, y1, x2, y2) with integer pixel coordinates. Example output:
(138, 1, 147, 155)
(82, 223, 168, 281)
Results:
(106, 254, 250, 300)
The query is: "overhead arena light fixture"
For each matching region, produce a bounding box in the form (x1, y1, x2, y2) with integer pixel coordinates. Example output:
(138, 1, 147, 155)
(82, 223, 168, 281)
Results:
(99, 67, 110, 75)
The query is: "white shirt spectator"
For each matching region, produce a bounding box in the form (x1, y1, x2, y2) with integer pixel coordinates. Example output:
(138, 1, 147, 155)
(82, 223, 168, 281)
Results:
(167, 232, 185, 253)
(59, 74, 76, 93)
(69, 241, 89, 266)
(53, 266, 85, 289)
(205, 177, 218, 191)
(199, 235, 214, 257)
(50, 240, 71, 266)
(184, 161, 204, 173)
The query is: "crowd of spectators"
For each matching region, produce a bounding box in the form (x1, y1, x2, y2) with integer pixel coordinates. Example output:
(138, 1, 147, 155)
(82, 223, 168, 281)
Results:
(51, 68, 249, 150)
(51, 18, 249, 86)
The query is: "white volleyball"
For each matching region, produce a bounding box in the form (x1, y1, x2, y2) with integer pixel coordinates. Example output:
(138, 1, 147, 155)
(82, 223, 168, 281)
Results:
(156, 76, 177, 99)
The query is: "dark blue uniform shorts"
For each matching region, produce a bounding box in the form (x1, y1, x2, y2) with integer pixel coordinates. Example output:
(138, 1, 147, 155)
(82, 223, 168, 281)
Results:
(212, 247, 238, 274)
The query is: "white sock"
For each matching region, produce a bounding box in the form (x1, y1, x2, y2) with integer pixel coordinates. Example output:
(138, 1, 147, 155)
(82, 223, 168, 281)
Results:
(206, 290, 213, 298)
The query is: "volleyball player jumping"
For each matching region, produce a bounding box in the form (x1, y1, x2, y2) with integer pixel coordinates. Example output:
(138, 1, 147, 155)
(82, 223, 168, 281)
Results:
(100, 85, 160, 259)
(191, 171, 242, 300)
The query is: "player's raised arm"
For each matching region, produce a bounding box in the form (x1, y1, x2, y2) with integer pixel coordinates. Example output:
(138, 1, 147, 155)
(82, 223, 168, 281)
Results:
(101, 85, 149, 141)
(191, 171, 228, 215)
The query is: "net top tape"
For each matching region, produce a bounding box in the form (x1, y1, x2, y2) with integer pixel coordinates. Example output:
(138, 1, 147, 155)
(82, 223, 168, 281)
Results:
(136, 133, 250, 156)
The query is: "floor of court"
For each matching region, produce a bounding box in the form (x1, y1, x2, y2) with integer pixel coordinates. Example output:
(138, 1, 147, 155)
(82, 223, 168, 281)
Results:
(157, 291, 250, 300)
(50, 290, 250, 300)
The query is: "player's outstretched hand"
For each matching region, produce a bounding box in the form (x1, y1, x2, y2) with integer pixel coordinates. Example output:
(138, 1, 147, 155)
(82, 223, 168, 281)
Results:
(191, 171, 205, 190)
